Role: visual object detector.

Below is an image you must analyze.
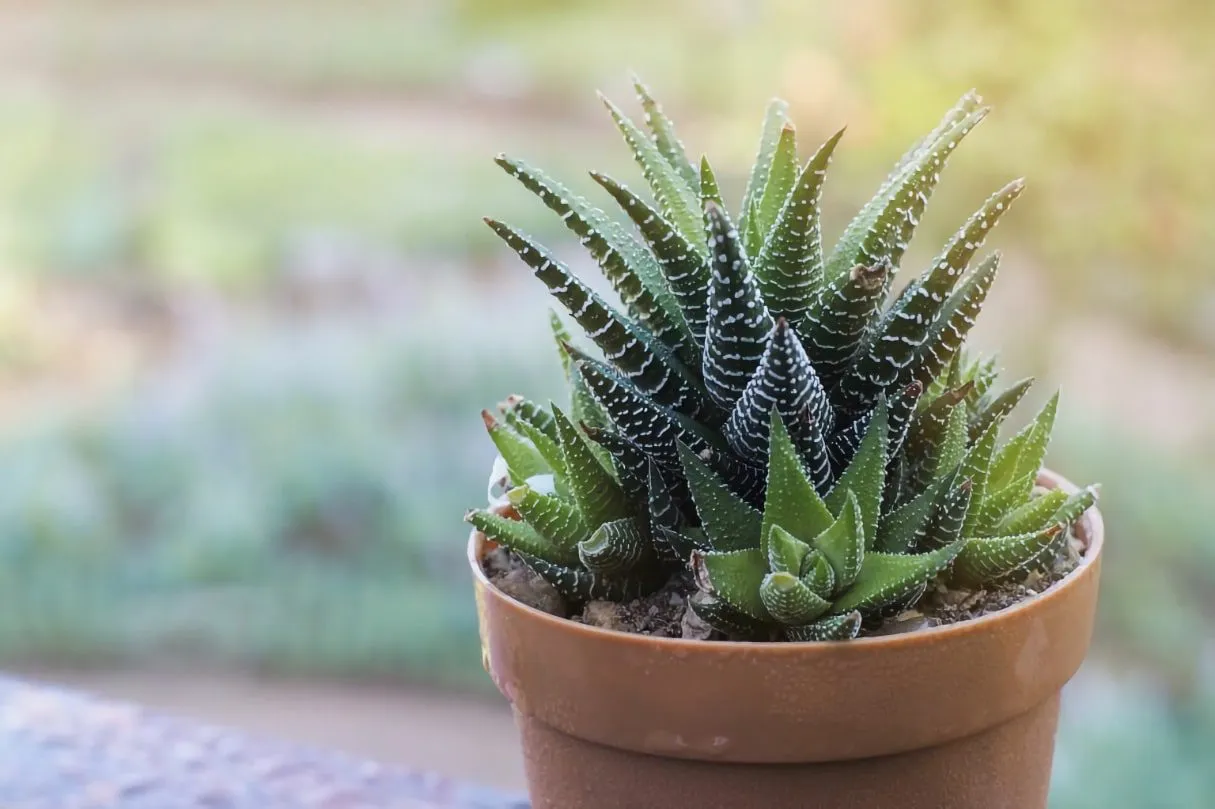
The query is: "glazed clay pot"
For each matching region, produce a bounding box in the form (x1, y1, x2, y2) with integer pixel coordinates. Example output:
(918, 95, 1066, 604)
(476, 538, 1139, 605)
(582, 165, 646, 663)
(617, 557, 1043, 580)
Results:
(470, 469, 1104, 809)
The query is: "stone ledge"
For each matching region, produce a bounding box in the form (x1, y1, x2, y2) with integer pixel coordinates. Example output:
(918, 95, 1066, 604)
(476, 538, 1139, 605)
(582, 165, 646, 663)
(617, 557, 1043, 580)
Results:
(0, 677, 529, 809)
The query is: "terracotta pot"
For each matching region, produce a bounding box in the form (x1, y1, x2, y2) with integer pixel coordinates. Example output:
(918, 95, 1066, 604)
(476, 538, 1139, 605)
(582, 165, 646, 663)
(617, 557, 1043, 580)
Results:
(470, 469, 1104, 809)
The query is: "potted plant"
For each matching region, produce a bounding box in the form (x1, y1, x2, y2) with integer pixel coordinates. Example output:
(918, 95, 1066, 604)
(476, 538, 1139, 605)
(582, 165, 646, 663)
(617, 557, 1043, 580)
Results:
(466, 78, 1104, 809)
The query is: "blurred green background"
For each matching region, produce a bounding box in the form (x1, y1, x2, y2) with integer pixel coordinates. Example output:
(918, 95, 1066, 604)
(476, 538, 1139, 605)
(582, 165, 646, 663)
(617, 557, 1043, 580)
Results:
(0, 1, 1212, 804)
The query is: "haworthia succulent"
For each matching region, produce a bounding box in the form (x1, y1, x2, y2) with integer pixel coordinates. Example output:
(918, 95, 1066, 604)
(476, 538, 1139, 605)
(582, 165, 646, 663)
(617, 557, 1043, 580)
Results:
(680, 442, 764, 552)
(631, 74, 700, 192)
(724, 318, 832, 469)
(760, 414, 835, 558)
(832, 541, 964, 614)
(592, 172, 710, 345)
(801, 259, 890, 387)
(477, 79, 1098, 642)
(828, 93, 988, 281)
(507, 485, 587, 555)
(466, 509, 579, 567)
(951, 526, 1062, 587)
(784, 611, 863, 641)
(738, 98, 791, 256)
(754, 129, 845, 326)
(755, 123, 799, 236)
(494, 155, 690, 353)
(578, 517, 650, 575)
(908, 252, 1002, 390)
(702, 201, 775, 410)
(602, 94, 705, 253)
(486, 220, 705, 416)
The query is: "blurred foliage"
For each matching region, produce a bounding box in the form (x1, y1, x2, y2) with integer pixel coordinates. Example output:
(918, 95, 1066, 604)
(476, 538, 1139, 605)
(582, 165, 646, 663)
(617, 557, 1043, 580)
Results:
(1, 0, 1212, 345)
(1052, 671, 1215, 807)
(0, 309, 560, 688)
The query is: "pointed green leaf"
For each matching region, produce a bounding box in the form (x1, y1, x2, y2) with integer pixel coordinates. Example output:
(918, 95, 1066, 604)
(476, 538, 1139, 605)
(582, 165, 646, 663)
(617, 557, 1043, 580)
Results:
(922, 479, 973, 549)
(756, 122, 798, 235)
(581, 425, 645, 504)
(631, 75, 700, 191)
(755, 129, 845, 326)
(768, 524, 811, 576)
(679, 442, 763, 551)
(486, 219, 704, 415)
(800, 259, 890, 384)
(761, 413, 835, 558)
(702, 200, 774, 410)
(1051, 485, 1099, 528)
(553, 406, 629, 526)
(951, 526, 1062, 587)
(507, 484, 587, 552)
(832, 177, 1021, 413)
(960, 416, 1001, 535)
(602, 94, 705, 253)
(495, 155, 688, 350)
(502, 398, 566, 482)
(828, 94, 988, 281)
(647, 459, 681, 531)
(799, 551, 836, 599)
(466, 509, 578, 566)
(908, 252, 1002, 390)
(990, 393, 1057, 491)
(578, 517, 650, 575)
(876, 475, 947, 554)
(812, 490, 865, 591)
(832, 541, 963, 615)
(1013, 392, 1058, 482)
(784, 611, 862, 642)
(725, 317, 833, 469)
(738, 98, 791, 256)
(997, 488, 1068, 535)
(970, 377, 1034, 442)
(975, 472, 1036, 535)
(826, 400, 888, 550)
(578, 358, 710, 470)
(592, 171, 710, 345)
(699, 155, 725, 215)
(482, 410, 547, 484)
(760, 571, 832, 625)
(935, 404, 971, 479)
(517, 551, 656, 603)
(550, 310, 573, 378)
(692, 547, 771, 621)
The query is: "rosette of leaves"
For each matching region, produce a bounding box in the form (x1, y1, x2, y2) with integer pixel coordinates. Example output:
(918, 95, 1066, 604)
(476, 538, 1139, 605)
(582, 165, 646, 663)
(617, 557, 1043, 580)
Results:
(682, 386, 1099, 641)
(466, 78, 1098, 639)
(467, 395, 669, 602)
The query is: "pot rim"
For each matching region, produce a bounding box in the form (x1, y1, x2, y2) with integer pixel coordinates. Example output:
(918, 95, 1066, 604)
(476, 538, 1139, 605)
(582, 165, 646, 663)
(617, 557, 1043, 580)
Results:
(468, 467, 1103, 650)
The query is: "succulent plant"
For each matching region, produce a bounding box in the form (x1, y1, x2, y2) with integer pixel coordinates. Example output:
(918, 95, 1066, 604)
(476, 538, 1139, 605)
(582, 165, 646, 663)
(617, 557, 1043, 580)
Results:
(467, 78, 1097, 640)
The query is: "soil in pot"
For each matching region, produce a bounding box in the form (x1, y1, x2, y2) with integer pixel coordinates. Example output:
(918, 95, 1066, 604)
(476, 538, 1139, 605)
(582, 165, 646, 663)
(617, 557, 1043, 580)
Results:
(481, 489, 1090, 640)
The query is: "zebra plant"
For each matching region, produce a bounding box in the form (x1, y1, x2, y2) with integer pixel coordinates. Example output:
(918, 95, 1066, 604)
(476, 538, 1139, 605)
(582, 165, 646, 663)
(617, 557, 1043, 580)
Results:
(466, 78, 1097, 640)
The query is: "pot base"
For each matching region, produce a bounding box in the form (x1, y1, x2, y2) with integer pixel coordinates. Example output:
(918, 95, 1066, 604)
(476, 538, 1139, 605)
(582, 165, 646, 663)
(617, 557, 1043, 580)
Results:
(517, 694, 1060, 809)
